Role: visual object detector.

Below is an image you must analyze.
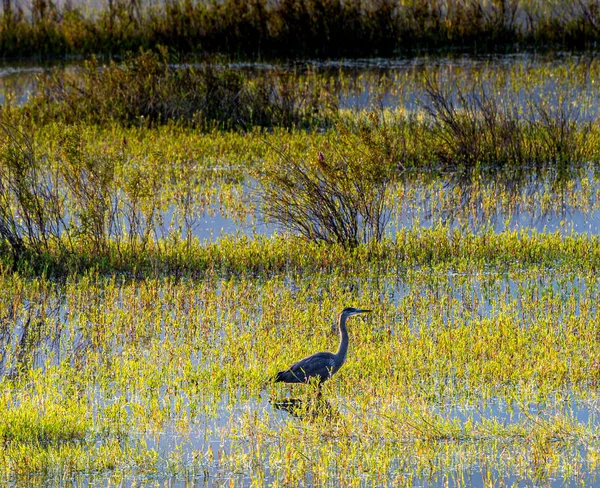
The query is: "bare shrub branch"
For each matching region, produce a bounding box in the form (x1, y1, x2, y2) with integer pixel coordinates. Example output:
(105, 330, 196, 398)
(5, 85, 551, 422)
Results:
(256, 114, 401, 248)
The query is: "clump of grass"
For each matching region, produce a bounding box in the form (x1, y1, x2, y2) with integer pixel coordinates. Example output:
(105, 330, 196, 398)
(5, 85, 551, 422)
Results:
(0, 118, 59, 262)
(0, 395, 89, 445)
(32, 48, 336, 129)
(0, 119, 121, 262)
(423, 80, 595, 177)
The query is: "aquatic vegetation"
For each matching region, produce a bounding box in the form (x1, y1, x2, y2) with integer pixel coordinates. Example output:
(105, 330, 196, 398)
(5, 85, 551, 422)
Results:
(0, 53, 596, 260)
(3, 0, 600, 59)
(32, 48, 337, 129)
(257, 115, 399, 247)
(423, 80, 595, 174)
(0, 107, 599, 267)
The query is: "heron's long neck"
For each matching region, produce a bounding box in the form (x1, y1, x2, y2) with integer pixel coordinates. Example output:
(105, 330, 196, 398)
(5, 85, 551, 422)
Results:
(335, 314, 349, 368)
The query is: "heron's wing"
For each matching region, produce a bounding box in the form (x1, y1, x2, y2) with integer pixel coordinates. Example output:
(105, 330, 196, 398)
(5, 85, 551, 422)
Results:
(286, 352, 336, 382)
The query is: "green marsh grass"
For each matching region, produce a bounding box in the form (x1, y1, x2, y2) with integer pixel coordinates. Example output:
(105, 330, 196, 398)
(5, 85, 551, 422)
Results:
(1, 255, 600, 484)
(25, 50, 600, 135)
(32, 49, 337, 129)
(3, 52, 600, 261)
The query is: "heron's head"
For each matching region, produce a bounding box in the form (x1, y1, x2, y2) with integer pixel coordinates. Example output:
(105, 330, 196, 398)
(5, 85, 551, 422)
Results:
(341, 307, 372, 319)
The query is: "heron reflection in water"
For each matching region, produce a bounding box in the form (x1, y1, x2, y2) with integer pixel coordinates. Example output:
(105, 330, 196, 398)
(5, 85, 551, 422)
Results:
(270, 396, 337, 420)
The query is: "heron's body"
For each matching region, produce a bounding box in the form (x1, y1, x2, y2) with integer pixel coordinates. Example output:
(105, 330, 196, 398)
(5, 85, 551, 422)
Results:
(274, 307, 370, 386)
(274, 352, 338, 384)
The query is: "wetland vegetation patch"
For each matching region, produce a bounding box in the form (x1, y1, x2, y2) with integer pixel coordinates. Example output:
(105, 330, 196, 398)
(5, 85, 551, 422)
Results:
(3, 0, 600, 59)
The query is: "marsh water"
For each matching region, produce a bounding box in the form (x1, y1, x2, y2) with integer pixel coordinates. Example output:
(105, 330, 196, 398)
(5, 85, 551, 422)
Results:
(3, 53, 600, 486)
(148, 169, 600, 242)
(3, 267, 600, 485)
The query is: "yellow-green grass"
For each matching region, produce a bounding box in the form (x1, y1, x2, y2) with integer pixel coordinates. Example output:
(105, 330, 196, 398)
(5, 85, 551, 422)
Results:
(0, 118, 598, 263)
(4, 226, 600, 277)
(18, 51, 600, 130)
(1, 246, 599, 484)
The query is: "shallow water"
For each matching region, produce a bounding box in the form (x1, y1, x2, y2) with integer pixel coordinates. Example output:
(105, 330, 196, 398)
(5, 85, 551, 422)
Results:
(2, 271, 597, 375)
(10, 388, 588, 487)
(154, 165, 600, 242)
(437, 393, 600, 426)
(389, 174, 600, 237)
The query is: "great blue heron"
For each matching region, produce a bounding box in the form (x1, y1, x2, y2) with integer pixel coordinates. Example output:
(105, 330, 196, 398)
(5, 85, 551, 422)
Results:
(274, 307, 371, 387)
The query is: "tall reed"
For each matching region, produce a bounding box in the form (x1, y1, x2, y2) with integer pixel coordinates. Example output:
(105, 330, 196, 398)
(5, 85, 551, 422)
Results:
(2, 0, 600, 59)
